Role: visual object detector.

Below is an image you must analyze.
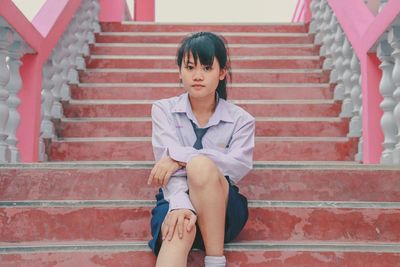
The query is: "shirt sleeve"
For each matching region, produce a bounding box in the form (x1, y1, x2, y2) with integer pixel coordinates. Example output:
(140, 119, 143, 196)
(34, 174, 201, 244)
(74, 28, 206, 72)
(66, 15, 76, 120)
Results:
(151, 101, 197, 213)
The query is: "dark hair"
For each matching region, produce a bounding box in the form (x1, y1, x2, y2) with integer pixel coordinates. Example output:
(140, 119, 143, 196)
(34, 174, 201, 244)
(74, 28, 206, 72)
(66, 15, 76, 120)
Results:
(176, 32, 231, 100)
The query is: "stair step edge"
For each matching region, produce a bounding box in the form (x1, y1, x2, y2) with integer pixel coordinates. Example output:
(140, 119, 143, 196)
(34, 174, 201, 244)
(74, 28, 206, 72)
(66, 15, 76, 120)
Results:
(2, 241, 400, 253)
(1, 200, 400, 209)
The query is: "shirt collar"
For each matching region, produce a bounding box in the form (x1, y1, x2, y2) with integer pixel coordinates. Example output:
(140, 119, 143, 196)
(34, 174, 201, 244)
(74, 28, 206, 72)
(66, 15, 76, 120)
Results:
(172, 92, 234, 126)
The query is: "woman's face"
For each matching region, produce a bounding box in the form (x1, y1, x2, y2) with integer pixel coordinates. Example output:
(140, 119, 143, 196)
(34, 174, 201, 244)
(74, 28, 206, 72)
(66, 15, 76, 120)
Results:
(179, 52, 226, 101)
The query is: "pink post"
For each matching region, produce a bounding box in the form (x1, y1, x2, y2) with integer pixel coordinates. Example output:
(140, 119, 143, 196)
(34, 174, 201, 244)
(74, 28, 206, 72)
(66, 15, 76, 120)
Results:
(135, 0, 155, 21)
(17, 55, 42, 162)
(99, 0, 126, 22)
(361, 53, 384, 163)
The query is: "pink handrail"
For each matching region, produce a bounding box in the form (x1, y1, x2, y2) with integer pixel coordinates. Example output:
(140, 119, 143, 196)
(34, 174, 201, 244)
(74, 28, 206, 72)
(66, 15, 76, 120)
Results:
(297, 0, 400, 163)
(1, 0, 129, 162)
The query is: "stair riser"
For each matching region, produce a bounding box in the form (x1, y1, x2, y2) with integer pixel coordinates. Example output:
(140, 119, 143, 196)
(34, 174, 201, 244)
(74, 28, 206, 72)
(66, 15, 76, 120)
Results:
(86, 58, 323, 69)
(48, 139, 357, 161)
(1, 207, 399, 243)
(79, 71, 329, 84)
(100, 23, 308, 33)
(63, 103, 340, 118)
(95, 35, 315, 44)
(2, 169, 400, 202)
(3, 251, 400, 267)
(58, 120, 348, 138)
(70, 86, 334, 100)
(91, 45, 319, 56)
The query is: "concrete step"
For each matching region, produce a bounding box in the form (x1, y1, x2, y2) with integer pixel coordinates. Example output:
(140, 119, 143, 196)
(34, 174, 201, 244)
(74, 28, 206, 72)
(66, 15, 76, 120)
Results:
(63, 100, 341, 118)
(95, 32, 315, 44)
(57, 117, 349, 138)
(90, 43, 320, 56)
(3, 163, 400, 202)
(85, 56, 323, 69)
(47, 137, 358, 161)
(100, 22, 309, 33)
(1, 200, 400, 243)
(2, 241, 400, 266)
(70, 83, 334, 100)
(78, 69, 329, 84)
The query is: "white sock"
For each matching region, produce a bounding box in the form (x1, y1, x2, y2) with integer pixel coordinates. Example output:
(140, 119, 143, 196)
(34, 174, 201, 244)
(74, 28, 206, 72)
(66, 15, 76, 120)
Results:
(204, 256, 226, 267)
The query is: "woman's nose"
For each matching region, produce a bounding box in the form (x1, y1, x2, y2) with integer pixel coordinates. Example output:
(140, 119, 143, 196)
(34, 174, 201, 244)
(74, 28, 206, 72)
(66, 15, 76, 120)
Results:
(193, 68, 204, 80)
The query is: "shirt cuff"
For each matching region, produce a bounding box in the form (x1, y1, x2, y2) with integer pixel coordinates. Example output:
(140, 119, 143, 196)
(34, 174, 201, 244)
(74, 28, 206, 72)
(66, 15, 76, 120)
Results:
(167, 191, 196, 213)
(167, 146, 197, 163)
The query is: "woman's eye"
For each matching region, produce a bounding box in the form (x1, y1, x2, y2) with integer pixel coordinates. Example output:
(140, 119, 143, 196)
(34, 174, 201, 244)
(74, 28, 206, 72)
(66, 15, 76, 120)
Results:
(185, 65, 194, 70)
(203, 66, 212, 71)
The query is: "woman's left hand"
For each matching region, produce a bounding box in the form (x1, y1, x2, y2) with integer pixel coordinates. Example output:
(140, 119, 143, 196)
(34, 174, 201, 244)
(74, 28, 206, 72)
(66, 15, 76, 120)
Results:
(147, 156, 181, 186)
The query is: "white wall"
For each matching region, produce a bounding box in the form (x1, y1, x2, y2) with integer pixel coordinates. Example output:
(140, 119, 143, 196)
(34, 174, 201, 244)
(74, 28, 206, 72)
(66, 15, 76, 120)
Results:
(12, 0, 47, 21)
(156, 0, 298, 23)
(11, 0, 297, 23)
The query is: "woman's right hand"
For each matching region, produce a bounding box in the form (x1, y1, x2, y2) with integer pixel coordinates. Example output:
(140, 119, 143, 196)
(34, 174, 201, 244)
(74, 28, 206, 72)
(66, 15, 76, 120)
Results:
(162, 209, 197, 241)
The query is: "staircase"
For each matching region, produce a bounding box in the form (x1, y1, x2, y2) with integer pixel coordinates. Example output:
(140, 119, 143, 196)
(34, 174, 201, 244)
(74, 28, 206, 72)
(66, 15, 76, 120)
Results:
(1, 22, 400, 266)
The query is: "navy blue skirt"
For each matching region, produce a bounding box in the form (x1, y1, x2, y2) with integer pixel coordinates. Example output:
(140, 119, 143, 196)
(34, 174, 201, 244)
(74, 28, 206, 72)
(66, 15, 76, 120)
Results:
(148, 177, 248, 255)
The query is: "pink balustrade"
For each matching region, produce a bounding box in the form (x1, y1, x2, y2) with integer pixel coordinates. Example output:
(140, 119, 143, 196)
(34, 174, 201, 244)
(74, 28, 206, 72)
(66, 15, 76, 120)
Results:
(295, 0, 400, 163)
(0, 0, 154, 163)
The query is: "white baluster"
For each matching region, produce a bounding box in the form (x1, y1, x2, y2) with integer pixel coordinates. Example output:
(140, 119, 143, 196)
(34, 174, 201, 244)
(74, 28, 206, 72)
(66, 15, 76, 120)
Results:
(0, 27, 13, 162)
(41, 61, 56, 139)
(319, 6, 333, 58)
(315, 1, 328, 45)
(340, 39, 354, 117)
(322, 14, 337, 70)
(379, 0, 388, 12)
(378, 38, 397, 164)
(388, 26, 400, 164)
(348, 53, 362, 137)
(332, 26, 345, 100)
(5, 40, 26, 162)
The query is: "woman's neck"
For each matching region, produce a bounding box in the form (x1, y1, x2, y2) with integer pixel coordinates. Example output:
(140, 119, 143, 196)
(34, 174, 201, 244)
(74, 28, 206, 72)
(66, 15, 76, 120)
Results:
(189, 94, 216, 114)
(188, 94, 216, 127)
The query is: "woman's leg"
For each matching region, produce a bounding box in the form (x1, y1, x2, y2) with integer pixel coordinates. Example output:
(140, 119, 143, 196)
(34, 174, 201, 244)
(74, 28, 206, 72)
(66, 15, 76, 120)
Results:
(186, 155, 230, 256)
(156, 218, 196, 267)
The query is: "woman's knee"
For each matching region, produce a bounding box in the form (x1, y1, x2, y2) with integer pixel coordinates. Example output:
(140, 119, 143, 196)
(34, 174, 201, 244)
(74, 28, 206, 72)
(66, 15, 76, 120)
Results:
(186, 155, 220, 188)
(161, 218, 197, 246)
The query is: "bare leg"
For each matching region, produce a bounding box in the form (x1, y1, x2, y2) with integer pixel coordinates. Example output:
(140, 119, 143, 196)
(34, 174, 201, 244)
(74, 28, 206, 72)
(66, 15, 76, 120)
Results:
(186, 155, 229, 256)
(156, 219, 196, 267)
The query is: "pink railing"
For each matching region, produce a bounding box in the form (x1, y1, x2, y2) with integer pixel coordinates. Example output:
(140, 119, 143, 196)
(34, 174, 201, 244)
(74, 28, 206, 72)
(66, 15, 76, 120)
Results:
(294, 0, 400, 164)
(0, 0, 138, 162)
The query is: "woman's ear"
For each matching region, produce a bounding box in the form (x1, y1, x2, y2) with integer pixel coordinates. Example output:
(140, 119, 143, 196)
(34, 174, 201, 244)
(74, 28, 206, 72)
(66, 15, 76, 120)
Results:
(219, 68, 227, 80)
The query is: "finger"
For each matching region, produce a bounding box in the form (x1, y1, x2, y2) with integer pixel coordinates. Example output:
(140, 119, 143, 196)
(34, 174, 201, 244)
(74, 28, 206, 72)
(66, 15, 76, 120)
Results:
(147, 167, 157, 185)
(167, 214, 177, 241)
(177, 214, 184, 239)
(153, 168, 164, 186)
(161, 216, 169, 241)
(186, 212, 197, 232)
(163, 169, 175, 187)
(157, 169, 167, 186)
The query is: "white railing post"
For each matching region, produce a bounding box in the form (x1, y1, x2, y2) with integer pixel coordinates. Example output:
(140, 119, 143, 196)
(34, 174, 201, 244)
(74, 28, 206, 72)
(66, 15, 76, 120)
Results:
(0, 26, 12, 163)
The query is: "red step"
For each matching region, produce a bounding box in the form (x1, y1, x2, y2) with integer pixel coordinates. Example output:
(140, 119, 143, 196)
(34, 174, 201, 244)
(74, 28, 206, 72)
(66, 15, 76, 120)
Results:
(90, 44, 320, 56)
(2, 165, 400, 202)
(57, 118, 349, 138)
(100, 22, 308, 33)
(48, 137, 357, 161)
(63, 100, 341, 118)
(78, 69, 329, 83)
(95, 33, 315, 44)
(2, 245, 400, 267)
(85, 56, 323, 69)
(1, 204, 400, 243)
(70, 84, 334, 100)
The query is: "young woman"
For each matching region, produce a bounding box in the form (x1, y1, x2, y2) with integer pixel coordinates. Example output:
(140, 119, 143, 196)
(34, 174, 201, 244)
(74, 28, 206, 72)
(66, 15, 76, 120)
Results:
(147, 31, 255, 267)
